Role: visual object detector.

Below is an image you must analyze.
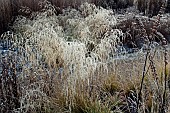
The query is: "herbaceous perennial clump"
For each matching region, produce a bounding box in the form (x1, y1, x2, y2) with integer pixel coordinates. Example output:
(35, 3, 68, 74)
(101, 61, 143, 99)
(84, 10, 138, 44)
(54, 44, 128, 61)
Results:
(1, 1, 169, 113)
(1, 1, 123, 112)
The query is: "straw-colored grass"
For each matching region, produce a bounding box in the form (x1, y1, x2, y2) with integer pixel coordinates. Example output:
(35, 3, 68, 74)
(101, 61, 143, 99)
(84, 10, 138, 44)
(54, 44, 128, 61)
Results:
(0, 1, 170, 113)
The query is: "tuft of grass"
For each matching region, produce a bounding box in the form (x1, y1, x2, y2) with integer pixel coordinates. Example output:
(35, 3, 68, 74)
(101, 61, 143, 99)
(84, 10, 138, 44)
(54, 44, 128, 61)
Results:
(0, 1, 170, 113)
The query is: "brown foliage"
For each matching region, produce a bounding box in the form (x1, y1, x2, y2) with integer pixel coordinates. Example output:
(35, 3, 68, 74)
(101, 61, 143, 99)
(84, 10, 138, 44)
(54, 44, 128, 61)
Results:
(137, 0, 167, 16)
(116, 16, 170, 48)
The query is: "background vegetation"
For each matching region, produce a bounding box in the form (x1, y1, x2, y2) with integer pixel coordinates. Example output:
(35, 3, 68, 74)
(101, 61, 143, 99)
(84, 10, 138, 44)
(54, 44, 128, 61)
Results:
(0, 0, 170, 34)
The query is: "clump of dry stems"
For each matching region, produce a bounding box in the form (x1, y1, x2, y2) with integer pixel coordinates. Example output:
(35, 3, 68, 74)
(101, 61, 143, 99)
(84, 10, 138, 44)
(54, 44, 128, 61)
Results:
(0, 1, 170, 113)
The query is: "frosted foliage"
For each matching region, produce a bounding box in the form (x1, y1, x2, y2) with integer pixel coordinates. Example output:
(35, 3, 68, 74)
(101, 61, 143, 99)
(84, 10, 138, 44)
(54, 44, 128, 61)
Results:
(61, 2, 118, 43)
(12, 2, 122, 81)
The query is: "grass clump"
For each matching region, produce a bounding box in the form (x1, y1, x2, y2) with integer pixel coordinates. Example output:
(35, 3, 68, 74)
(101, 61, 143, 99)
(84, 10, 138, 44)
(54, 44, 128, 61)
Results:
(0, 0, 170, 113)
(1, 1, 122, 112)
